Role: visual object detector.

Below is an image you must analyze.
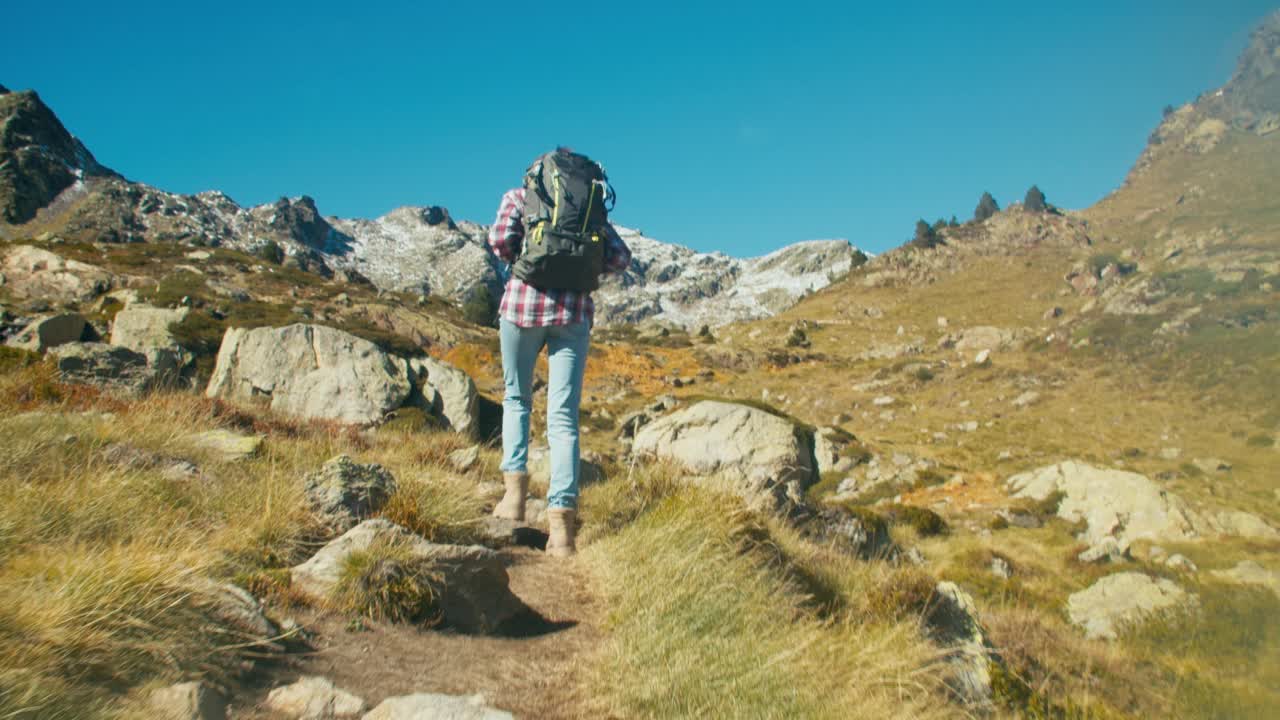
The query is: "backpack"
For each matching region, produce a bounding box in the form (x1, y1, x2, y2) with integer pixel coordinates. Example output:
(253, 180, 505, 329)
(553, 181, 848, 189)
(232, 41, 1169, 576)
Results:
(513, 149, 616, 292)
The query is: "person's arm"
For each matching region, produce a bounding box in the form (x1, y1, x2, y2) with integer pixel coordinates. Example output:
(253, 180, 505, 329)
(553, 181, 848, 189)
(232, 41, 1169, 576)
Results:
(487, 189, 524, 264)
(602, 223, 632, 274)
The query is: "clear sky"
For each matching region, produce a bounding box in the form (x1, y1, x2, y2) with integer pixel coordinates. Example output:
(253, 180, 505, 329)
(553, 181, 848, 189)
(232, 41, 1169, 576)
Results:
(2, 1, 1275, 255)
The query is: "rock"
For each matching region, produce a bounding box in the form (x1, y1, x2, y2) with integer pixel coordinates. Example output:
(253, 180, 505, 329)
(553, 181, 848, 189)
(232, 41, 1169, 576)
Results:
(1066, 572, 1195, 640)
(812, 426, 854, 476)
(1007, 461, 1200, 554)
(631, 400, 816, 514)
(49, 342, 157, 393)
(110, 304, 192, 371)
(149, 681, 227, 720)
(1211, 561, 1280, 597)
(304, 455, 398, 533)
(954, 326, 1014, 352)
(1206, 510, 1279, 539)
(1165, 554, 1198, 573)
(187, 429, 263, 462)
(973, 349, 991, 367)
(1077, 537, 1126, 564)
(872, 396, 895, 406)
(266, 676, 366, 719)
(206, 324, 412, 426)
(1, 245, 115, 302)
(929, 582, 999, 706)
(1192, 457, 1231, 474)
(447, 445, 481, 472)
(616, 410, 651, 439)
(290, 519, 522, 633)
(990, 557, 1012, 579)
(362, 693, 513, 720)
(407, 357, 479, 437)
(1159, 447, 1182, 460)
(801, 507, 894, 559)
(1011, 391, 1040, 408)
(5, 313, 88, 351)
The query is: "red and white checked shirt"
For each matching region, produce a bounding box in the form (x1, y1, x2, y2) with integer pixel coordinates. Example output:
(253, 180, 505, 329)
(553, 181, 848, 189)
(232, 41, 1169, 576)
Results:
(487, 188, 632, 327)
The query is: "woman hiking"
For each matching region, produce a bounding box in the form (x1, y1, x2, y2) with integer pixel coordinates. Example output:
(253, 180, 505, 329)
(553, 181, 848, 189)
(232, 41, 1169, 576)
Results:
(486, 147, 632, 557)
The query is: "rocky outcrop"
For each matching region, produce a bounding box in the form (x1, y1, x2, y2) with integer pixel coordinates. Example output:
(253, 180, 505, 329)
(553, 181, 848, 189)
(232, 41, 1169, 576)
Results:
(631, 400, 816, 514)
(930, 582, 1000, 707)
(0, 89, 117, 224)
(49, 341, 160, 393)
(362, 693, 513, 720)
(1066, 572, 1194, 640)
(290, 519, 522, 633)
(265, 676, 366, 720)
(304, 455, 398, 533)
(407, 356, 478, 437)
(5, 312, 88, 351)
(1211, 560, 1280, 597)
(1, 245, 115, 302)
(1007, 461, 1277, 557)
(206, 324, 412, 426)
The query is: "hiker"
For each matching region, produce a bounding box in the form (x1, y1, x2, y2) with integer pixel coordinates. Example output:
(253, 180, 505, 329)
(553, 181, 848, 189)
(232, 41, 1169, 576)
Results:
(486, 147, 632, 557)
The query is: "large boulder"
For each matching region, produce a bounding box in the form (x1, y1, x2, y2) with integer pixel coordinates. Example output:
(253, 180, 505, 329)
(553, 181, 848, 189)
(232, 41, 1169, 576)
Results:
(205, 324, 412, 426)
(5, 313, 88, 351)
(631, 400, 816, 513)
(110, 304, 192, 371)
(1066, 572, 1194, 640)
(49, 341, 159, 393)
(362, 693, 513, 720)
(290, 519, 522, 634)
(0, 245, 116, 302)
(407, 356, 478, 437)
(304, 455, 398, 533)
(1007, 461, 1200, 554)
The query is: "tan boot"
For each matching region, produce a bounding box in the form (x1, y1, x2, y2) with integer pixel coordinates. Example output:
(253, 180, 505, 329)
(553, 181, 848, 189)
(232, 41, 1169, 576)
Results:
(492, 472, 529, 521)
(546, 508, 578, 558)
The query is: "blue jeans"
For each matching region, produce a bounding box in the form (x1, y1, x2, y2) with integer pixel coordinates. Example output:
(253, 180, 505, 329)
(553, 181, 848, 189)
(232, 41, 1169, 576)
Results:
(499, 319, 591, 509)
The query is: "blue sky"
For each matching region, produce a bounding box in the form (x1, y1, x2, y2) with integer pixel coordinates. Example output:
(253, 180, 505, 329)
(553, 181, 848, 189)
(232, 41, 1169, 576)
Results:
(3, 1, 1274, 255)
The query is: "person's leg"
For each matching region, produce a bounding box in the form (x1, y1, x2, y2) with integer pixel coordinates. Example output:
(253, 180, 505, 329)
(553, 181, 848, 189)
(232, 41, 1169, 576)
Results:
(544, 320, 591, 509)
(496, 319, 545, 520)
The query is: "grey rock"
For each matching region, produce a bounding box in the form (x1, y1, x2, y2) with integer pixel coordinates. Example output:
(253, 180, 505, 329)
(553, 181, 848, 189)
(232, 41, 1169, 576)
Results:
(187, 429, 263, 462)
(6, 313, 88, 352)
(1, 245, 115, 303)
(990, 557, 1012, 579)
(266, 676, 366, 719)
(149, 681, 227, 720)
(447, 445, 481, 472)
(361, 693, 513, 720)
(206, 324, 412, 426)
(50, 341, 157, 393)
(1211, 560, 1280, 597)
(407, 357, 479, 437)
(1066, 572, 1195, 640)
(110, 304, 192, 371)
(304, 455, 398, 533)
(929, 582, 999, 707)
(631, 400, 816, 514)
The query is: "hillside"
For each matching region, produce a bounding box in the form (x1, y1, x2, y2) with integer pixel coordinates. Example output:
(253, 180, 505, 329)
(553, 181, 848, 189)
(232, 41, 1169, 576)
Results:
(1, 11, 1279, 720)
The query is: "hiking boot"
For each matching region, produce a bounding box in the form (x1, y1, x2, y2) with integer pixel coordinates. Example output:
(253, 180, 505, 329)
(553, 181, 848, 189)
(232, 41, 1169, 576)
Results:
(492, 472, 529, 521)
(546, 507, 578, 558)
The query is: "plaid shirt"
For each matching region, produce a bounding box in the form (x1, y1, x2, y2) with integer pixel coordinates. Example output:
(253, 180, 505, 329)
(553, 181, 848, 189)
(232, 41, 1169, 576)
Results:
(487, 188, 632, 327)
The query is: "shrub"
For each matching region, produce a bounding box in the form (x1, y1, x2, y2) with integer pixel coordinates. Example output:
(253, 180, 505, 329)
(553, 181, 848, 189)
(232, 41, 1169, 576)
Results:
(330, 537, 442, 624)
(883, 504, 949, 536)
(460, 285, 497, 327)
(974, 192, 999, 221)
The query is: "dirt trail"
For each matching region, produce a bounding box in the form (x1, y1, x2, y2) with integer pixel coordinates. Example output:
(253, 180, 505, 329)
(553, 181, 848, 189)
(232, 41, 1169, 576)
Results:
(234, 546, 603, 719)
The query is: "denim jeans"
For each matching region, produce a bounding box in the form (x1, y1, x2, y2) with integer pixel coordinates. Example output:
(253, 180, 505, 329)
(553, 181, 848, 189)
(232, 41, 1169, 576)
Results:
(498, 319, 591, 509)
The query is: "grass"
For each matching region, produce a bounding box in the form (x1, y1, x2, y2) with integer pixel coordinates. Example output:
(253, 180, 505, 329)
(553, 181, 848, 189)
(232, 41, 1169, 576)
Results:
(581, 486, 951, 719)
(0, 363, 492, 716)
(330, 536, 443, 624)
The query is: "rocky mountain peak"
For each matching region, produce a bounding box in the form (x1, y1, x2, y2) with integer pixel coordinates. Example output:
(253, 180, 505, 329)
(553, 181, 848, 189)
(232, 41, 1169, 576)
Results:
(1218, 10, 1280, 123)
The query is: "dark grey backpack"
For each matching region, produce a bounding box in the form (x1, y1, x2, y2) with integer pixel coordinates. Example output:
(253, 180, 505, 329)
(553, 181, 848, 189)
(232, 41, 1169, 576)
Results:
(513, 149, 615, 292)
